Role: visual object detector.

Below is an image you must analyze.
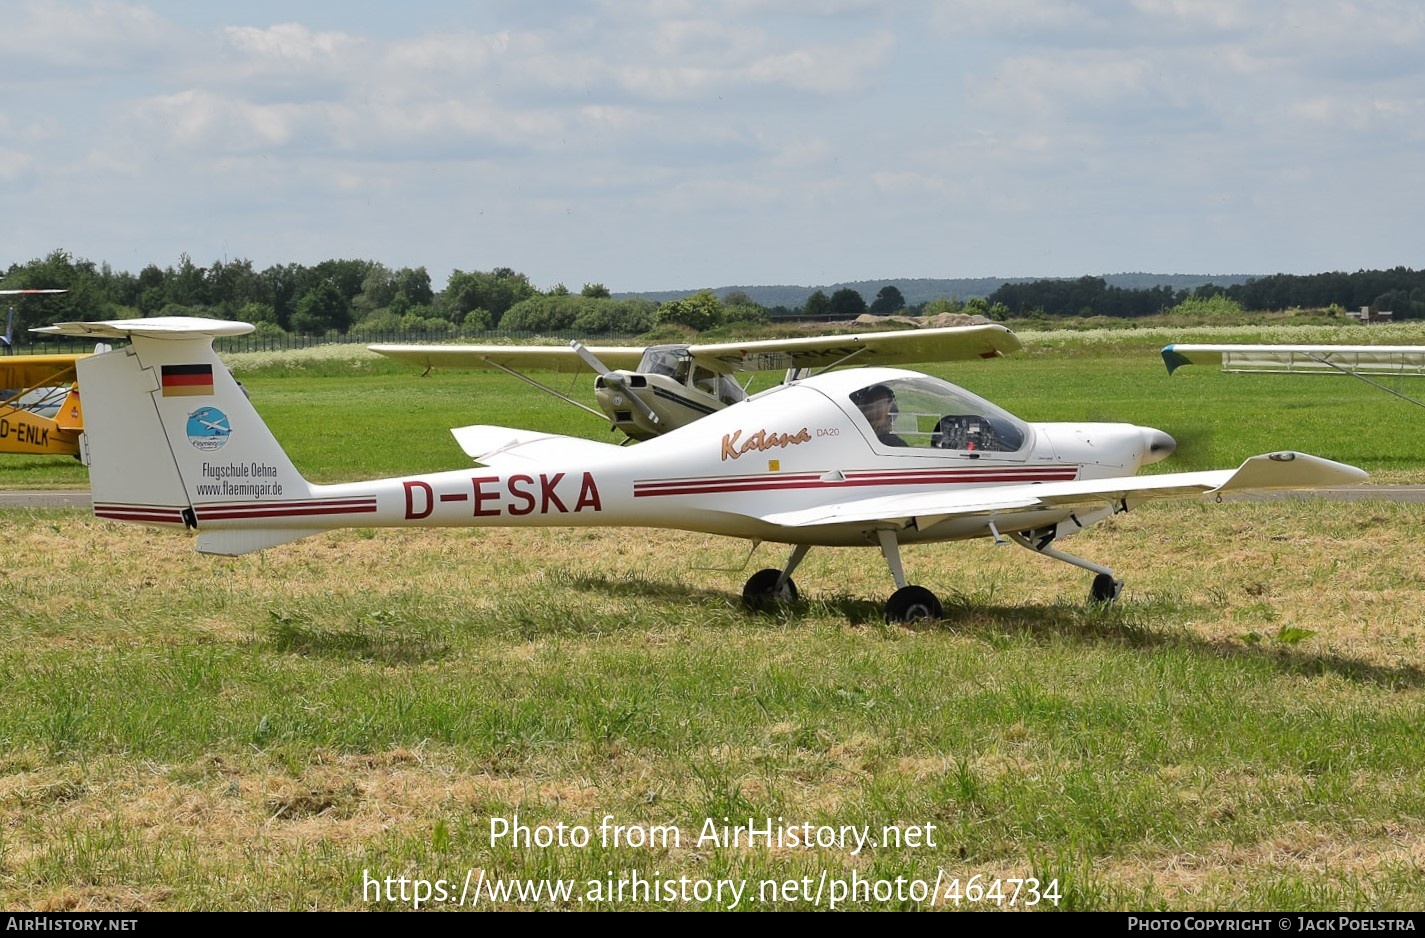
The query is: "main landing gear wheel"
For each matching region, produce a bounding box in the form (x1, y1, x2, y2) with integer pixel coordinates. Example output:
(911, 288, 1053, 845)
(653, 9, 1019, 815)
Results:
(884, 585, 943, 624)
(742, 568, 799, 612)
(1090, 573, 1123, 604)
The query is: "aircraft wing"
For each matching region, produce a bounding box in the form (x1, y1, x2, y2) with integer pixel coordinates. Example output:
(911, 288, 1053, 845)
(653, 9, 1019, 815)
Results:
(370, 344, 648, 373)
(0, 355, 81, 393)
(1162, 344, 1425, 376)
(688, 323, 1021, 373)
(760, 452, 1367, 529)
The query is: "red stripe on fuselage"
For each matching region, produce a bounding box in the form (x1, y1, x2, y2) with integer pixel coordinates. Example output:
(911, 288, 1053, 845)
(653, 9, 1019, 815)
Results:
(633, 466, 1078, 497)
(194, 498, 377, 521)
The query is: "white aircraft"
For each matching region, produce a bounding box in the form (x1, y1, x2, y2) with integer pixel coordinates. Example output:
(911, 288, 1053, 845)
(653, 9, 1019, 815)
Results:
(47, 317, 1367, 621)
(1162, 344, 1425, 408)
(371, 324, 1023, 441)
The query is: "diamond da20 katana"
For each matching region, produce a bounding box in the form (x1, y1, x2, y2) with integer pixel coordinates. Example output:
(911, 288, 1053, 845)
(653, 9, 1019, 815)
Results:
(48, 317, 1367, 622)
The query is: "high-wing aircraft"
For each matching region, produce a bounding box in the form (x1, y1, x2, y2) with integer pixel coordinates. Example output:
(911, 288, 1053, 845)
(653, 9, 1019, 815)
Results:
(0, 354, 85, 456)
(371, 324, 1023, 441)
(1162, 344, 1425, 408)
(0, 289, 87, 457)
(48, 317, 1367, 622)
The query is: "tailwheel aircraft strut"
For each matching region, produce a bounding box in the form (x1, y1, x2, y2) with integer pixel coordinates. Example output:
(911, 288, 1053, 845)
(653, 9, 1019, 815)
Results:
(1007, 529, 1122, 604)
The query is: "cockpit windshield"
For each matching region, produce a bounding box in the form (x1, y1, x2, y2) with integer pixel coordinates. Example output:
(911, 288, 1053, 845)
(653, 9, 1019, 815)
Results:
(639, 345, 744, 406)
(847, 375, 1029, 454)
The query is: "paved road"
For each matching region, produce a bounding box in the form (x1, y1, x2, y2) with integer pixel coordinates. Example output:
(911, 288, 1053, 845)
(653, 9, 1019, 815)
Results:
(0, 490, 95, 509)
(5, 485, 1425, 511)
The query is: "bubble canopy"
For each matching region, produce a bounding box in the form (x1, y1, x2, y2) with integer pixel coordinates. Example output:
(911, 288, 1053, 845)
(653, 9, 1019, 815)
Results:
(842, 373, 1030, 455)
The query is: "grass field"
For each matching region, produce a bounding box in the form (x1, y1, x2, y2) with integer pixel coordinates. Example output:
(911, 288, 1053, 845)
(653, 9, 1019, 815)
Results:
(2, 324, 1425, 910)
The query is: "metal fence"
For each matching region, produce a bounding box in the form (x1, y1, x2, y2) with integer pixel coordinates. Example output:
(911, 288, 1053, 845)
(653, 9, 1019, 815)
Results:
(12, 328, 639, 356)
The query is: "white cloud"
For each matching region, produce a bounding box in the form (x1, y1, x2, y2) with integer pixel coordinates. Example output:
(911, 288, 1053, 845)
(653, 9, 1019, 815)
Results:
(6, 1, 1425, 286)
(3, 0, 177, 71)
(223, 22, 354, 63)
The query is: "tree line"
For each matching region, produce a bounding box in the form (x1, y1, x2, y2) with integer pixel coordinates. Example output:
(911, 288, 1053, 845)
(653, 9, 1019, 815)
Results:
(986, 270, 1425, 319)
(4, 251, 1424, 345)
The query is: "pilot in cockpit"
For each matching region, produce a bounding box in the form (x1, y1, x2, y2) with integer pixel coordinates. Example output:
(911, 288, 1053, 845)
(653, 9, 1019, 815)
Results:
(851, 384, 908, 446)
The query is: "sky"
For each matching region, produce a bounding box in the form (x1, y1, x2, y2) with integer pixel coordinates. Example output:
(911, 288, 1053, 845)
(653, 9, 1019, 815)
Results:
(2, 1, 1422, 293)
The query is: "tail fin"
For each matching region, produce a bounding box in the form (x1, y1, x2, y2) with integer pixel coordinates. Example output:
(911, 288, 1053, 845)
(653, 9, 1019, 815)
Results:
(54, 317, 320, 555)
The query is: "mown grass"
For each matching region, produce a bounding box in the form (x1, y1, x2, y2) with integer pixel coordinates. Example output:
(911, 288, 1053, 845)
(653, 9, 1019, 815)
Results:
(2, 325, 1425, 910)
(2, 497, 1425, 910)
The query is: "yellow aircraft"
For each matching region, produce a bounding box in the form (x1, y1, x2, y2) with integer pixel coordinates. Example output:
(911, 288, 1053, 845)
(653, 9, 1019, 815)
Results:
(0, 289, 85, 457)
(0, 353, 85, 456)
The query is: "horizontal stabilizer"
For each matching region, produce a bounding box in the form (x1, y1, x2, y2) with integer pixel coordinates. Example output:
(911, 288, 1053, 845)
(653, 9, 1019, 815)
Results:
(451, 425, 624, 467)
(36, 317, 255, 340)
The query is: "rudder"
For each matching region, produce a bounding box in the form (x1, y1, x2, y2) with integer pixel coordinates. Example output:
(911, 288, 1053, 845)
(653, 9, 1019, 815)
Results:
(59, 319, 316, 551)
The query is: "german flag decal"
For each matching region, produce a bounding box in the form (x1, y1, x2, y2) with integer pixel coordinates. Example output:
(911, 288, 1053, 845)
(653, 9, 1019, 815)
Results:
(161, 364, 214, 397)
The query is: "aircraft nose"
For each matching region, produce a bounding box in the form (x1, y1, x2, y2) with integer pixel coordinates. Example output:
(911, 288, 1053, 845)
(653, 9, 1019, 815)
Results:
(1139, 427, 1177, 464)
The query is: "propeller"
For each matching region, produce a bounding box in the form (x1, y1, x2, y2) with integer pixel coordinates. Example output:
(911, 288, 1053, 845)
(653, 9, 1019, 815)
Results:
(571, 340, 661, 429)
(570, 339, 614, 377)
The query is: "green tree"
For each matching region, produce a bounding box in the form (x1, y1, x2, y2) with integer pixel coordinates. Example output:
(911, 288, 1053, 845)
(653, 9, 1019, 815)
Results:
(828, 288, 867, 318)
(167, 253, 207, 308)
(869, 284, 906, 315)
(655, 290, 724, 331)
(394, 267, 434, 308)
(803, 290, 830, 318)
(291, 280, 352, 333)
(500, 294, 582, 332)
(441, 267, 537, 326)
(581, 283, 611, 298)
(921, 297, 963, 315)
(1171, 294, 1244, 319)
(206, 258, 270, 317)
(312, 259, 373, 304)
(353, 264, 396, 317)
(722, 290, 767, 325)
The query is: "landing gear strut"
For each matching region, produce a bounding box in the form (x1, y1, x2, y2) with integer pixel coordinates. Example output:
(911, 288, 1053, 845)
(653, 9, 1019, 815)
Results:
(741, 544, 808, 612)
(877, 529, 943, 623)
(1008, 529, 1123, 604)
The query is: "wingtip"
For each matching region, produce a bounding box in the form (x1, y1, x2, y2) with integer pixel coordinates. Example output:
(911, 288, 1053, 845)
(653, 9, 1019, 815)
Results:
(1161, 345, 1190, 375)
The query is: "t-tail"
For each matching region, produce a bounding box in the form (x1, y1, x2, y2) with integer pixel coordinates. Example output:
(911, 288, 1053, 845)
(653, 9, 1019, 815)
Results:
(44, 317, 330, 555)
(45, 317, 632, 556)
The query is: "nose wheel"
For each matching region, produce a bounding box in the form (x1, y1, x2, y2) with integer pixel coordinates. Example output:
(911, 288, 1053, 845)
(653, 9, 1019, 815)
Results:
(1090, 573, 1123, 603)
(1009, 530, 1123, 605)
